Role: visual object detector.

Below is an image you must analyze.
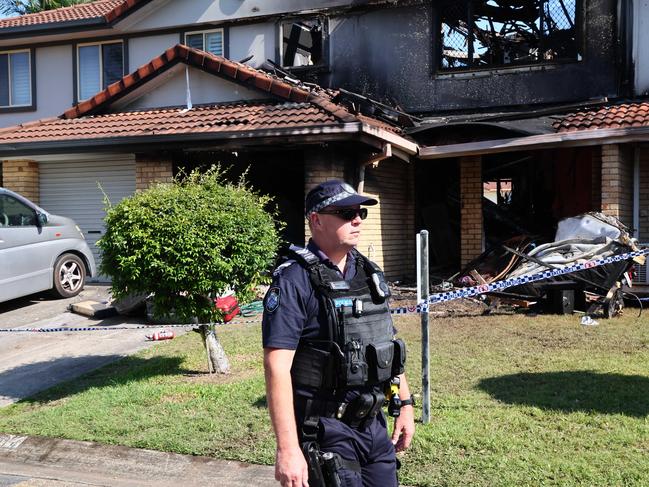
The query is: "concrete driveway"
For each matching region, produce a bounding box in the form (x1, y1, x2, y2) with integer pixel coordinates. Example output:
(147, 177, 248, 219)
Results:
(0, 285, 177, 407)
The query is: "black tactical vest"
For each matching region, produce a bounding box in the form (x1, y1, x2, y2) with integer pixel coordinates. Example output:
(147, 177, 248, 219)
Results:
(281, 245, 406, 391)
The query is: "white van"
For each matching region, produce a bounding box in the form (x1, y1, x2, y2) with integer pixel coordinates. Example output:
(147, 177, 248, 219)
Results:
(0, 187, 96, 303)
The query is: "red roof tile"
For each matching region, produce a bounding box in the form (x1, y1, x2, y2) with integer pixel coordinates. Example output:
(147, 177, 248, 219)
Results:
(0, 102, 339, 143)
(554, 102, 649, 132)
(0, 45, 407, 148)
(62, 44, 362, 127)
(0, 0, 144, 30)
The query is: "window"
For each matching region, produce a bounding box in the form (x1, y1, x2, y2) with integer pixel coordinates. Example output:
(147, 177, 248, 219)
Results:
(184, 29, 224, 56)
(280, 18, 324, 67)
(0, 50, 32, 108)
(77, 41, 124, 101)
(439, 0, 580, 71)
(0, 195, 36, 227)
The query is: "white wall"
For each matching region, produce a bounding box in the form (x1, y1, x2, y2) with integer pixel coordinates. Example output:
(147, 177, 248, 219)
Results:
(123, 0, 352, 31)
(129, 33, 180, 70)
(634, 0, 649, 95)
(0, 45, 73, 128)
(124, 65, 265, 110)
(229, 22, 276, 68)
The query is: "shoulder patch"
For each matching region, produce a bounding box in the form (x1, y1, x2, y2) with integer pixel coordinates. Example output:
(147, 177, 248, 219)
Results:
(264, 287, 281, 313)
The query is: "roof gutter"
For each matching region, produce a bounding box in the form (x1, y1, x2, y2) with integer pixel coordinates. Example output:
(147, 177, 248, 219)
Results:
(418, 125, 649, 159)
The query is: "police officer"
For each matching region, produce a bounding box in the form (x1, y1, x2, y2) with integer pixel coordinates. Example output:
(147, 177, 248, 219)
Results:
(263, 180, 415, 487)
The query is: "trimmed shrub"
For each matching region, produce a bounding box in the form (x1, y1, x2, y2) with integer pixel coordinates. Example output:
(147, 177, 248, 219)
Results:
(98, 167, 283, 322)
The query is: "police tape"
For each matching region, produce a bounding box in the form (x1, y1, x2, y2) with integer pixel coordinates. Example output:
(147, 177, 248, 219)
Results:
(389, 247, 649, 315)
(0, 318, 263, 334)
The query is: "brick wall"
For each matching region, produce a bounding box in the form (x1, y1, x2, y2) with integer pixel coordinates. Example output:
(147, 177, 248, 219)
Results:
(360, 159, 415, 281)
(1, 160, 39, 203)
(135, 155, 173, 191)
(460, 155, 483, 267)
(303, 148, 347, 241)
(601, 144, 634, 227)
(303, 148, 415, 281)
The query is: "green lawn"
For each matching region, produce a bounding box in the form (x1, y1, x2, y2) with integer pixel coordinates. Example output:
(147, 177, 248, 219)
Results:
(1, 310, 649, 486)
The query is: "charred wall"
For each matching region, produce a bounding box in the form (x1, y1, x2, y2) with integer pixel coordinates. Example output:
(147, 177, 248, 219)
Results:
(325, 0, 621, 113)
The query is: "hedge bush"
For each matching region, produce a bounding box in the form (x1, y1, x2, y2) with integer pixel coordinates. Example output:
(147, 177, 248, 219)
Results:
(98, 167, 283, 322)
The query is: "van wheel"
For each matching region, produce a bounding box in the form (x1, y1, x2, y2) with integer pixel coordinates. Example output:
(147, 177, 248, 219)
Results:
(52, 253, 86, 298)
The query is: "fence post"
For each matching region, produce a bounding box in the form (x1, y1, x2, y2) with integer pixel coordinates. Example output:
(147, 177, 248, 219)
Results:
(416, 233, 422, 304)
(419, 230, 431, 423)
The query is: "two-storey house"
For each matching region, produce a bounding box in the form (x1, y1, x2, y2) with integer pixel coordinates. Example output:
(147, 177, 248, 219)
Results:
(0, 0, 418, 279)
(303, 0, 649, 284)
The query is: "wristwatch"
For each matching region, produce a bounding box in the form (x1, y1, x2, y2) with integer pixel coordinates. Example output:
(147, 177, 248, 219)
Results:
(400, 395, 415, 407)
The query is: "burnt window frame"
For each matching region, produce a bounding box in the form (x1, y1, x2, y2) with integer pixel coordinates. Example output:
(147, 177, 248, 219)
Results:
(435, 0, 584, 73)
(277, 16, 329, 71)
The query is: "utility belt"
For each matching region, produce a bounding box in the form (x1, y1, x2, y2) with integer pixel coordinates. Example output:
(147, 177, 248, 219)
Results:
(291, 338, 407, 390)
(295, 392, 386, 430)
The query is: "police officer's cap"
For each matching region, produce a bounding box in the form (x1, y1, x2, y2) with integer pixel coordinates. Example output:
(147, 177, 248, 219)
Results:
(305, 180, 378, 216)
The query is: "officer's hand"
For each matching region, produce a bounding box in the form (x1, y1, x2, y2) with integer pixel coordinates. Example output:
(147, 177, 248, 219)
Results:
(392, 405, 415, 452)
(275, 447, 309, 487)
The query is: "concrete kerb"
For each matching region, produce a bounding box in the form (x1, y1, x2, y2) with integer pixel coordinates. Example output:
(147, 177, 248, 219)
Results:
(0, 434, 276, 487)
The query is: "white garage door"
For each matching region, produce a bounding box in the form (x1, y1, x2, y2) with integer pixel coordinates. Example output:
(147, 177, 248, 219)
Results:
(39, 154, 136, 281)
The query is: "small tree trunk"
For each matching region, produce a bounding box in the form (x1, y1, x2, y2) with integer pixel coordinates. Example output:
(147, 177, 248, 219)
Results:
(199, 324, 230, 374)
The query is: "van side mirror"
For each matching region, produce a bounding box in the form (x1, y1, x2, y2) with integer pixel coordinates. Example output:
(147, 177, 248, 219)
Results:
(37, 212, 48, 226)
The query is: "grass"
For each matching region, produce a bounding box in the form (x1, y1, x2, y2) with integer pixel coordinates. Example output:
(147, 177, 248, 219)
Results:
(1, 310, 649, 486)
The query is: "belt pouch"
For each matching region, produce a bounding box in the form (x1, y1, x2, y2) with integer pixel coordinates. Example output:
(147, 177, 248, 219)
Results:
(391, 338, 407, 376)
(366, 341, 395, 384)
(344, 340, 368, 386)
(344, 392, 386, 426)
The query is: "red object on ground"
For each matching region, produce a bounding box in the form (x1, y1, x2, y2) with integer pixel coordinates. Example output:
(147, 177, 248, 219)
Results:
(146, 330, 175, 341)
(215, 295, 240, 322)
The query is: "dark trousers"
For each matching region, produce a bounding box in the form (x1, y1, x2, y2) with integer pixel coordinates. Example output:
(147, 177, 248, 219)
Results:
(317, 413, 398, 487)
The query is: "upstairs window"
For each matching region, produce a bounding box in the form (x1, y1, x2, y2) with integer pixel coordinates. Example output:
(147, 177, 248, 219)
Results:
(0, 50, 32, 108)
(280, 18, 324, 67)
(439, 0, 581, 71)
(184, 29, 224, 56)
(77, 41, 124, 101)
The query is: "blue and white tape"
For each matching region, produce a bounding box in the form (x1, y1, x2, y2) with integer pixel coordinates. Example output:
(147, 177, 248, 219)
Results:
(0, 318, 262, 334)
(389, 247, 649, 315)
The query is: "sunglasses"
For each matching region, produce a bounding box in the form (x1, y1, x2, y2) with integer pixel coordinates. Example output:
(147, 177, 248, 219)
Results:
(318, 208, 368, 221)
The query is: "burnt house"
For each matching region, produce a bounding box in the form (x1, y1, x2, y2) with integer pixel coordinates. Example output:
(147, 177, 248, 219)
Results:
(297, 0, 648, 283)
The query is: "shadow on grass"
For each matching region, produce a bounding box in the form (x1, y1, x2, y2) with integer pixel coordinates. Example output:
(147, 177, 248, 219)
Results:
(1, 355, 194, 406)
(478, 371, 649, 417)
(253, 395, 267, 408)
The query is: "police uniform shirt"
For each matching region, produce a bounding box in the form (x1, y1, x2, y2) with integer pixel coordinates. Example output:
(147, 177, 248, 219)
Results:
(262, 239, 357, 350)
